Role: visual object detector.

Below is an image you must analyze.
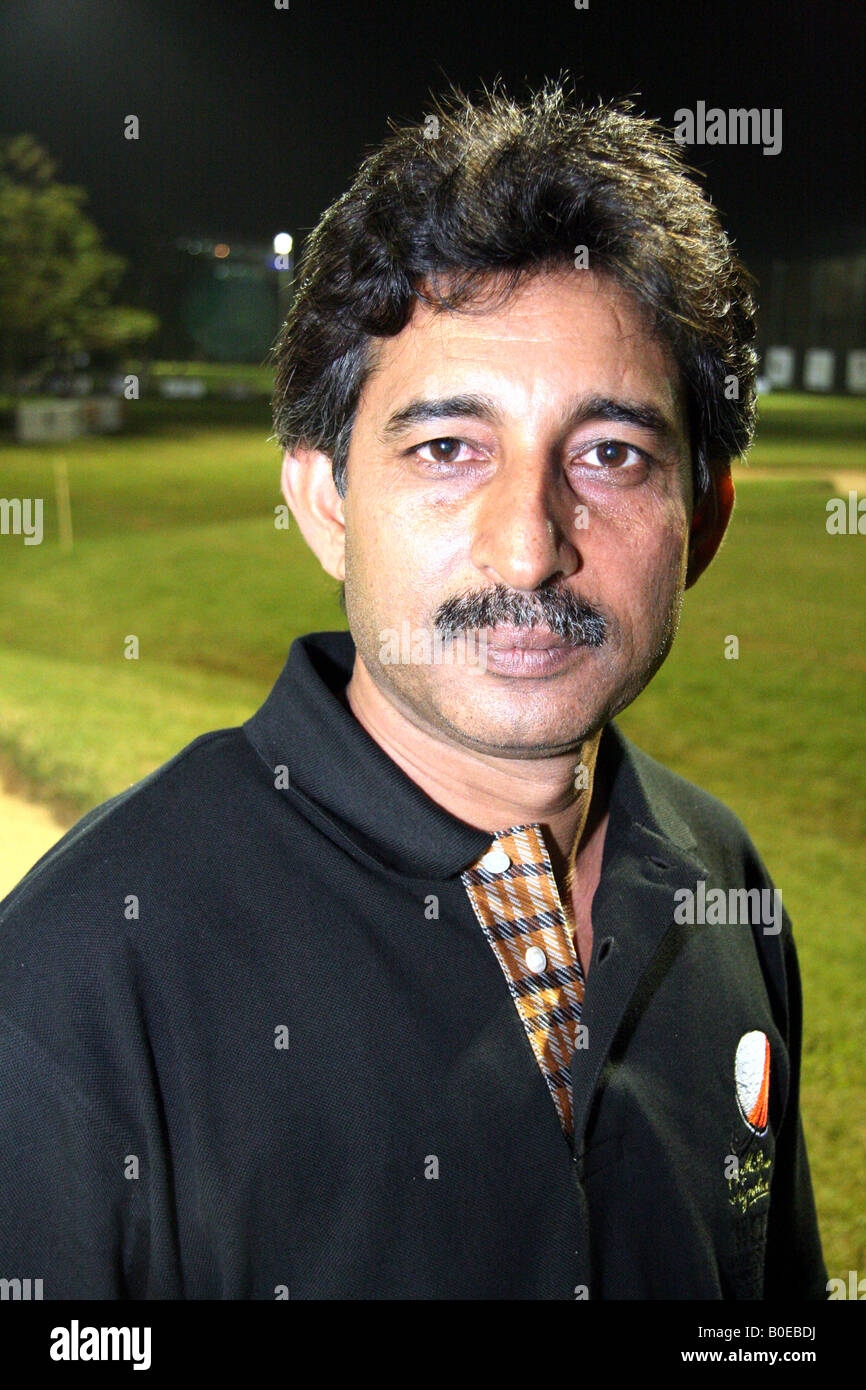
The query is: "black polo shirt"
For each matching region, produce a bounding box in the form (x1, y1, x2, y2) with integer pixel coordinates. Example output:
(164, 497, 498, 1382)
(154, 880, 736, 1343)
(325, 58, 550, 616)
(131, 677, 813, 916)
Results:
(0, 630, 826, 1299)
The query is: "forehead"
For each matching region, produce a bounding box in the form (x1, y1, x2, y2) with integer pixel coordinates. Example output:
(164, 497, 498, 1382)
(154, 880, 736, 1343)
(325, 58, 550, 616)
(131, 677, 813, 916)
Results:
(359, 266, 687, 431)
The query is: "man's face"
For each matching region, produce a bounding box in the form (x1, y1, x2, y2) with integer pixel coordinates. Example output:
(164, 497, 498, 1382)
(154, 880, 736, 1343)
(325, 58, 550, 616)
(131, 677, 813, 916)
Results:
(341, 265, 694, 757)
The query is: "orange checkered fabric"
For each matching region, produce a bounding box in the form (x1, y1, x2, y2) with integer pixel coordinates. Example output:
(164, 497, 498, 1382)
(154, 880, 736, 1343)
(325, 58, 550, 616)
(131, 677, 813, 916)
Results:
(461, 824, 585, 1142)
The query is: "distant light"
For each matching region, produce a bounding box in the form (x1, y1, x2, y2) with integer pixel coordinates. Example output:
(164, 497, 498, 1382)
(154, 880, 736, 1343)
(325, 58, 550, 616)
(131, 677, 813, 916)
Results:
(189, 240, 202, 254)
(214, 243, 230, 259)
(273, 232, 293, 255)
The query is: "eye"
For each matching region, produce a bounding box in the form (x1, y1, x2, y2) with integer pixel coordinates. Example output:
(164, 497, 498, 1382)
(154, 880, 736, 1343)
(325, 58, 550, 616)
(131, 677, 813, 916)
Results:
(579, 440, 647, 469)
(414, 436, 476, 467)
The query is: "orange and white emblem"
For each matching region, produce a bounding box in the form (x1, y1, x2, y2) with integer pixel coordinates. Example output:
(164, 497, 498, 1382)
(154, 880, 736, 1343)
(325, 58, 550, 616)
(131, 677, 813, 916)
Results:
(735, 1031, 771, 1135)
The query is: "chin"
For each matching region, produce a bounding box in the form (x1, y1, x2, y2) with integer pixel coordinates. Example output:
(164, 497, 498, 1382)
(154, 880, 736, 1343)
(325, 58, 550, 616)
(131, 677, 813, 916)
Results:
(430, 686, 608, 753)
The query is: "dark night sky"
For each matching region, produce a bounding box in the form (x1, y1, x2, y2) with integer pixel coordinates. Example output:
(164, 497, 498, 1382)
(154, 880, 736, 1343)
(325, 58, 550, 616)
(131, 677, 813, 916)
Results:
(1, 0, 864, 269)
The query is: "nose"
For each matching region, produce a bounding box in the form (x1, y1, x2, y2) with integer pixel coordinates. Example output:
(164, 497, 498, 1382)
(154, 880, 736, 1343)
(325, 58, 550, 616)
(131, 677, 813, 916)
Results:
(469, 456, 580, 592)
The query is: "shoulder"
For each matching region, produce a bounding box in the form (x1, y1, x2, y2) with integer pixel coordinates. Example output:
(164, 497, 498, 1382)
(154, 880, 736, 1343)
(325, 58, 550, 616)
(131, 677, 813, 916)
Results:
(630, 739, 748, 834)
(610, 726, 782, 892)
(610, 730, 798, 1028)
(0, 725, 264, 932)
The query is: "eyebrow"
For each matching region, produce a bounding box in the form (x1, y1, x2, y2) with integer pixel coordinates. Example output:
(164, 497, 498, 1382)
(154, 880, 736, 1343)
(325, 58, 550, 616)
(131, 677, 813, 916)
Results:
(378, 392, 682, 448)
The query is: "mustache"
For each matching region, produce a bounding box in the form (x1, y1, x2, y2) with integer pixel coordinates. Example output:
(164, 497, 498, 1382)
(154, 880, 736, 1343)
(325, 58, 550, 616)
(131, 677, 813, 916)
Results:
(433, 583, 607, 647)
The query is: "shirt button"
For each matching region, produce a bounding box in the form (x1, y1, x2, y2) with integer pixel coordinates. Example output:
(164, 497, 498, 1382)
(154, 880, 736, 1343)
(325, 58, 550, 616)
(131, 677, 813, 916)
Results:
(480, 845, 511, 874)
(525, 945, 548, 973)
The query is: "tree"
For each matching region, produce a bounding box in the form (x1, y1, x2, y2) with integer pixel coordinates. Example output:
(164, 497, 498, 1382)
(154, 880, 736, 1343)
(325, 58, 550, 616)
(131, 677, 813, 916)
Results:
(0, 135, 159, 388)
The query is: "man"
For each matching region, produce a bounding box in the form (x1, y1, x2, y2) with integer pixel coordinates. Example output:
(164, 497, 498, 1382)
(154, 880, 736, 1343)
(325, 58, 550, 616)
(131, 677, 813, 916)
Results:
(0, 79, 825, 1299)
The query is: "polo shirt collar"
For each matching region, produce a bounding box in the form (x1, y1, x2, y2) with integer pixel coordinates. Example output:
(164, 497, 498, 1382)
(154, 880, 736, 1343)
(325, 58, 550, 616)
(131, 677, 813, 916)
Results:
(242, 630, 701, 880)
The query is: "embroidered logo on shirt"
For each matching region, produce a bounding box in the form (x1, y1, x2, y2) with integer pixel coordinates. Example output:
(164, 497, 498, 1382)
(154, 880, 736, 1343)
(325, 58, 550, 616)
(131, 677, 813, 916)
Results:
(734, 1030, 771, 1136)
(727, 1032, 773, 1221)
(727, 1147, 773, 1215)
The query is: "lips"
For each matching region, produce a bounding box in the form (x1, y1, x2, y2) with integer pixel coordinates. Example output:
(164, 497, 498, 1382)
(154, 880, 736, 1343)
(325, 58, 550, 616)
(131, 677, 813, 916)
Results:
(484, 626, 570, 650)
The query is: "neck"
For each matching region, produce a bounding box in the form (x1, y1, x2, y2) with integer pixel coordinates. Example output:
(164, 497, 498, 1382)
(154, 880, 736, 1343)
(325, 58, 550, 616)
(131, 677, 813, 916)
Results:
(343, 655, 609, 896)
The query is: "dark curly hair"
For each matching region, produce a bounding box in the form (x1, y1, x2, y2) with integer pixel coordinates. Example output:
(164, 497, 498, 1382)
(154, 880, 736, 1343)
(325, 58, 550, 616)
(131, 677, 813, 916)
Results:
(271, 75, 757, 515)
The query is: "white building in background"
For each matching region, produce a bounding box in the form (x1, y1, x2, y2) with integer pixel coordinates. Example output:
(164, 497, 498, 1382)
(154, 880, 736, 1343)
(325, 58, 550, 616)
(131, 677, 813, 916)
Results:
(753, 250, 866, 393)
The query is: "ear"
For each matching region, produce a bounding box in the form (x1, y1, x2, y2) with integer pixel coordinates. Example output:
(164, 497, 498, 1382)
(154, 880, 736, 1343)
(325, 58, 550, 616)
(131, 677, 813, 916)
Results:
(685, 462, 735, 589)
(280, 447, 346, 581)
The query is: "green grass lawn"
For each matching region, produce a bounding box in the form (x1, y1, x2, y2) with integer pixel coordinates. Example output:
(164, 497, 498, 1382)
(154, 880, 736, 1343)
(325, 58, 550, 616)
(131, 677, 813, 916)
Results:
(744, 393, 866, 472)
(0, 390, 864, 1278)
